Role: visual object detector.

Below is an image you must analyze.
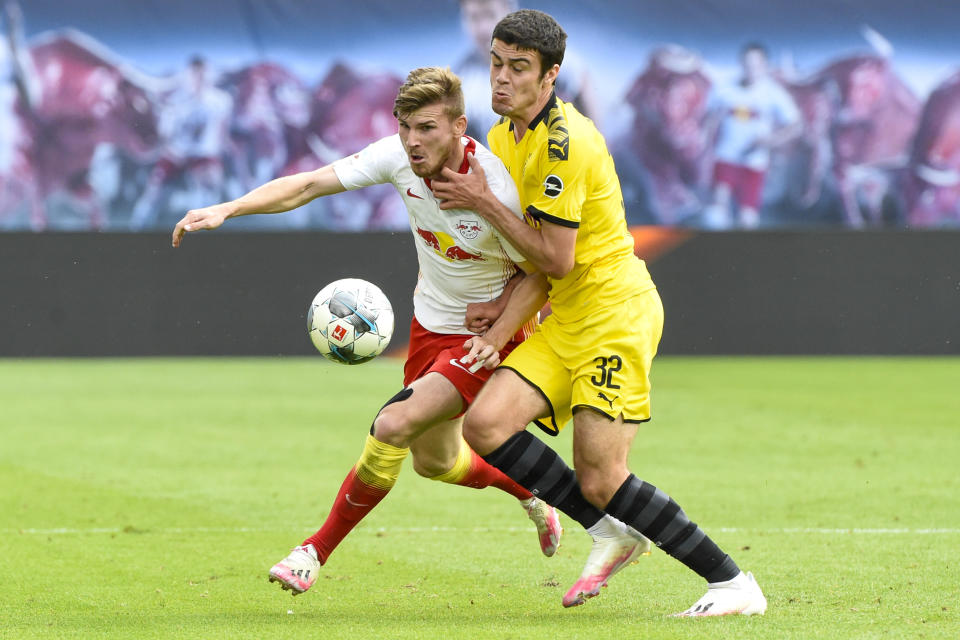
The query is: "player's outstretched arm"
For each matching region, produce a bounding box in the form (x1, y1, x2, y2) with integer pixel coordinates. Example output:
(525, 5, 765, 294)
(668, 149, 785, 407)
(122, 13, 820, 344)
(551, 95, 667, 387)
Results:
(171, 164, 346, 247)
(461, 267, 548, 371)
(431, 155, 575, 278)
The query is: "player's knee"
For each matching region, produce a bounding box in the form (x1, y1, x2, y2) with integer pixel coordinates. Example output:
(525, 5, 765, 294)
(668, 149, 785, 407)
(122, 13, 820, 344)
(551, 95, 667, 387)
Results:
(372, 410, 416, 447)
(370, 388, 415, 446)
(577, 467, 621, 509)
(461, 406, 500, 454)
(410, 452, 454, 478)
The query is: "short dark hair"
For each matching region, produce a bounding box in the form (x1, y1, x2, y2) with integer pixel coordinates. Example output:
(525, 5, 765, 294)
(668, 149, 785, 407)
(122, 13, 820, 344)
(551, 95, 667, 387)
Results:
(491, 9, 566, 80)
(740, 41, 769, 60)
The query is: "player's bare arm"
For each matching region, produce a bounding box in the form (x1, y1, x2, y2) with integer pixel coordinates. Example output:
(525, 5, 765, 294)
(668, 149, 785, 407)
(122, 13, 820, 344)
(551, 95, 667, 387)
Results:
(431, 155, 576, 278)
(461, 268, 548, 370)
(171, 164, 346, 247)
(465, 267, 525, 334)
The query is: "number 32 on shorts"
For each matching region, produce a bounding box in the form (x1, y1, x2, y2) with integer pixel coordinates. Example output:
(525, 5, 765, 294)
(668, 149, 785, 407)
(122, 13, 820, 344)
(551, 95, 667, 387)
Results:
(591, 355, 622, 389)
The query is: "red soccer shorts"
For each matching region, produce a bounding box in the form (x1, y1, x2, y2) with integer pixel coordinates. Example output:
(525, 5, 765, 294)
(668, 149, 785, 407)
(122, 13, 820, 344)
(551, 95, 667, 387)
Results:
(713, 161, 766, 210)
(403, 317, 525, 417)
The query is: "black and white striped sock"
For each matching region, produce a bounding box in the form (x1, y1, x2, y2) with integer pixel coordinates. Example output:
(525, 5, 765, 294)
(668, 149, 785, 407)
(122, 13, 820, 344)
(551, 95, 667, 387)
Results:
(605, 473, 740, 583)
(482, 431, 605, 529)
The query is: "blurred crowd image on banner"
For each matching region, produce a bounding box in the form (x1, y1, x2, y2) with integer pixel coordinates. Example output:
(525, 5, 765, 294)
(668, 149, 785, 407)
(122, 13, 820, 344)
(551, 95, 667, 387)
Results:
(612, 27, 959, 229)
(1, 0, 958, 231)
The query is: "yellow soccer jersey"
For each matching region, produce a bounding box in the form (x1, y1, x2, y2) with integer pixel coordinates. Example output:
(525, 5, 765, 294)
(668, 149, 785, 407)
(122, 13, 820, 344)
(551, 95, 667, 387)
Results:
(488, 94, 655, 323)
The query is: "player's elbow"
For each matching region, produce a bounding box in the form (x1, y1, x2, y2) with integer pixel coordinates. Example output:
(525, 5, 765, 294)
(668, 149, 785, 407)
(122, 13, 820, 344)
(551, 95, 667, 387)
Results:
(304, 166, 346, 200)
(543, 255, 574, 280)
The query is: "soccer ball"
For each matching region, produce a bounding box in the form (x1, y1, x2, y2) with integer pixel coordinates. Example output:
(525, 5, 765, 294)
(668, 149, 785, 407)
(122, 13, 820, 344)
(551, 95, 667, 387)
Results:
(307, 278, 394, 364)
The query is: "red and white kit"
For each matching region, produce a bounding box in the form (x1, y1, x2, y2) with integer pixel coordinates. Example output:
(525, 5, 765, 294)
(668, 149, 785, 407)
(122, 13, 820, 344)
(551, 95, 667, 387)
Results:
(334, 134, 533, 397)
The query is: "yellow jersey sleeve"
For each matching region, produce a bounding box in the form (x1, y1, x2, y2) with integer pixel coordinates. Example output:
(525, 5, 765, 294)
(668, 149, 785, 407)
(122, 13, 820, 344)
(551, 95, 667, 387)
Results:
(525, 150, 588, 229)
(488, 98, 655, 323)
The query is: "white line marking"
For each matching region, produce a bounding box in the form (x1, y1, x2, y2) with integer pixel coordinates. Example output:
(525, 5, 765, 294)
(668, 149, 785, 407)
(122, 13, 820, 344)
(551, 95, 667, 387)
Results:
(6, 526, 960, 536)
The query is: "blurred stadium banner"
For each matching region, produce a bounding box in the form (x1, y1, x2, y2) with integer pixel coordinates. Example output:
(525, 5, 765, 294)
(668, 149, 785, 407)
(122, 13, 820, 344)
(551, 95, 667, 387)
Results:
(1, 0, 959, 232)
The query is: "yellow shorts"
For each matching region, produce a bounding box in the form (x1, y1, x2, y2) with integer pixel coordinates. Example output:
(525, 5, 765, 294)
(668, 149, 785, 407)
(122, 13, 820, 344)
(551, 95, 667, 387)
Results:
(501, 288, 664, 435)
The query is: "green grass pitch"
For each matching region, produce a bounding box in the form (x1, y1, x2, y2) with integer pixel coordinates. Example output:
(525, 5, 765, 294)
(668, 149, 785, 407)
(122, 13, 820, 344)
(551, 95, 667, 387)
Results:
(1, 356, 958, 639)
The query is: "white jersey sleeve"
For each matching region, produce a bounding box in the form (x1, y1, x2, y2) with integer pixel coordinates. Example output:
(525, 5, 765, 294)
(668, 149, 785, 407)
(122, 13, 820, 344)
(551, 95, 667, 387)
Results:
(474, 149, 526, 265)
(331, 135, 402, 189)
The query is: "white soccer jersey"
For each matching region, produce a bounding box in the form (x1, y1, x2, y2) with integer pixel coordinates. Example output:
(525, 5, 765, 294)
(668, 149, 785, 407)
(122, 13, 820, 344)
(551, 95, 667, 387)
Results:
(161, 84, 233, 159)
(333, 134, 526, 334)
(711, 76, 800, 170)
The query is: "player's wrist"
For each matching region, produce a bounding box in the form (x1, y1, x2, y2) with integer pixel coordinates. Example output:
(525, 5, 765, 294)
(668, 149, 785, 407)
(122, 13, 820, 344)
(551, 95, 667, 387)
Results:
(482, 325, 511, 352)
(223, 201, 246, 219)
(478, 190, 509, 222)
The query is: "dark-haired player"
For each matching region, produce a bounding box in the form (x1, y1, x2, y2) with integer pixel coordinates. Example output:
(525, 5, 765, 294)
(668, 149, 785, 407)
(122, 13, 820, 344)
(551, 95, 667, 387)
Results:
(432, 10, 767, 615)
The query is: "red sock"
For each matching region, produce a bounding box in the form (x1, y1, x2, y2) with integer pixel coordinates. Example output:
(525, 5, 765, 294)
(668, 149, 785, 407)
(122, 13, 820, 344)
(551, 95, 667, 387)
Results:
(302, 467, 390, 564)
(451, 449, 532, 500)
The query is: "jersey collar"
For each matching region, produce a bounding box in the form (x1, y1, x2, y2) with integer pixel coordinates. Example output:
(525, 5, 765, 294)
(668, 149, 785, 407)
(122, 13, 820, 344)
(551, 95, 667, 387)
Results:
(424, 136, 477, 189)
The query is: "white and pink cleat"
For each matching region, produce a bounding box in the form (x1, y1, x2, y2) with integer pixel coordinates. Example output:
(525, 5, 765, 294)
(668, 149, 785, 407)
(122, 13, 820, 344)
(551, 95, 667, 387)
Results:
(562, 515, 651, 607)
(521, 497, 563, 557)
(268, 543, 321, 595)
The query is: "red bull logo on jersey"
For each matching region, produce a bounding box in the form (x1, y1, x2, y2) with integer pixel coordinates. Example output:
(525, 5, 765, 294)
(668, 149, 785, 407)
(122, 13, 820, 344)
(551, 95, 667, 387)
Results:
(415, 226, 484, 262)
(444, 245, 484, 261)
(455, 219, 482, 239)
(416, 227, 441, 251)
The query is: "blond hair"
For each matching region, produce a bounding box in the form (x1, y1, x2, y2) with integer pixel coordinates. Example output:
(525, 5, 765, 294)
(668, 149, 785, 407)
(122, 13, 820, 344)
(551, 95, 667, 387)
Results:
(393, 67, 465, 121)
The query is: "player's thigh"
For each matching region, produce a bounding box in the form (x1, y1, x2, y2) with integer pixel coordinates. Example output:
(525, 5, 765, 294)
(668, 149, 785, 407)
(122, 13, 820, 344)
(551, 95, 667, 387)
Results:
(373, 372, 463, 443)
(567, 290, 664, 424)
(463, 367, 551, 454)
(494, 326, 575, 436)
(409, 417, 463, 474)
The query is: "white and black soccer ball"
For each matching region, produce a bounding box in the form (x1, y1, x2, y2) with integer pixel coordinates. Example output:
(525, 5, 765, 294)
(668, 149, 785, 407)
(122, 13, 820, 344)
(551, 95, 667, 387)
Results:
(307, 278, 394, 365)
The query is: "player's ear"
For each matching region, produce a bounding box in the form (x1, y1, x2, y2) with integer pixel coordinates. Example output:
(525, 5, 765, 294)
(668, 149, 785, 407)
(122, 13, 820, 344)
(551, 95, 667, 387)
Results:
(453, 114, 468, 137)
(542, 64, 560, 89)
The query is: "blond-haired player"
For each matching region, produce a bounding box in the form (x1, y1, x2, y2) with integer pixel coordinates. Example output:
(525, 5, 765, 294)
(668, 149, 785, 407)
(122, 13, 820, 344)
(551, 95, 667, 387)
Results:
(172, 66, 561, 595)
(432, 10, 767, 615)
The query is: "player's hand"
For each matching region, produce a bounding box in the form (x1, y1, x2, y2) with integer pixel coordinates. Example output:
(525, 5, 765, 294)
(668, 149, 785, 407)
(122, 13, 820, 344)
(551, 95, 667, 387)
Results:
(460, 335, 502, 372)
(465, 299, 502, 334)
(172, 203, 233, 247)
(431, 153, 489, 211)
